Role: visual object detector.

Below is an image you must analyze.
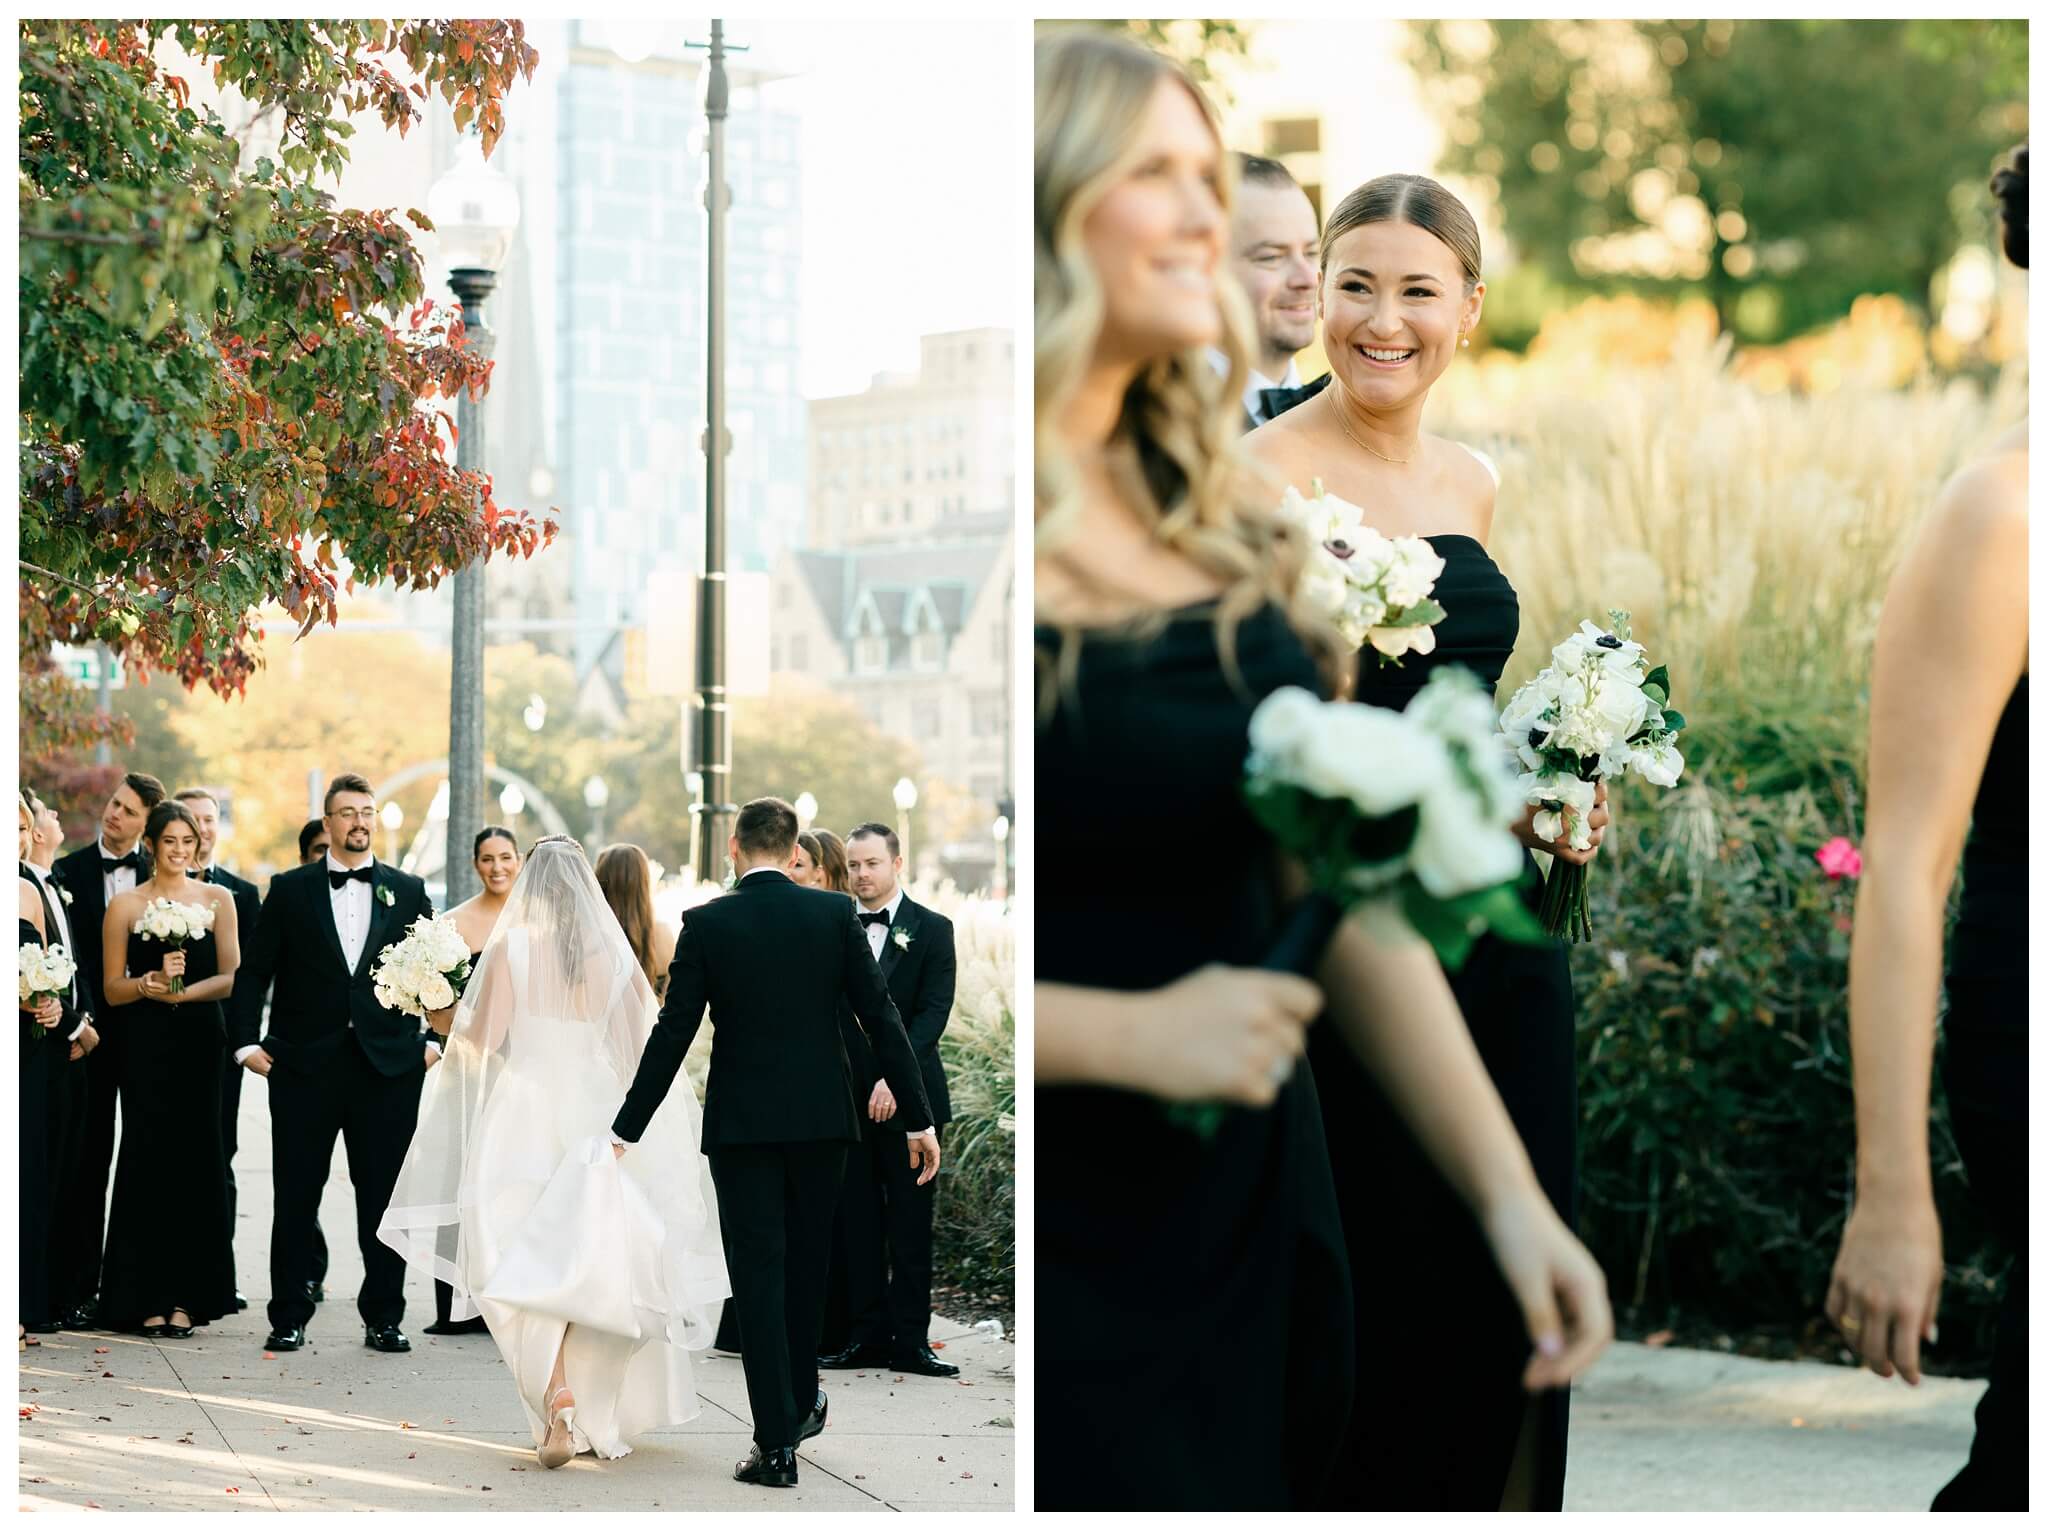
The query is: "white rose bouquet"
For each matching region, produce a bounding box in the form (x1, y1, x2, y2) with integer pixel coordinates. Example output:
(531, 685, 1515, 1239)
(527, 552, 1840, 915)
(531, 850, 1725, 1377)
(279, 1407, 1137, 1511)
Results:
(1277, 481, 1447, 663)
(20, 942, 76, 1042)
(370, 914, 473, 1020)
(131, 898, 217, 993)
(1171, 669, 1544, 1136)
(1499, 611, 1687, 941)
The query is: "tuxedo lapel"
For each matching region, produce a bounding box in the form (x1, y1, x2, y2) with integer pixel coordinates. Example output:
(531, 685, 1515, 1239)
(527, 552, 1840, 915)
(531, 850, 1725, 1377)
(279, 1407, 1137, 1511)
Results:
(357, 865, 396, 979)
(314, 868, 351, 977)
(878, 898, 916, 981)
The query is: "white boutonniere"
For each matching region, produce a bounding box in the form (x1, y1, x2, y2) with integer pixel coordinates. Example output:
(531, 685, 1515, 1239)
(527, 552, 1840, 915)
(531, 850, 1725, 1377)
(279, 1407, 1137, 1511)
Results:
(58, 886, 73, 907)
(377, 885, 395, 907)
(892, 927, 912, 951)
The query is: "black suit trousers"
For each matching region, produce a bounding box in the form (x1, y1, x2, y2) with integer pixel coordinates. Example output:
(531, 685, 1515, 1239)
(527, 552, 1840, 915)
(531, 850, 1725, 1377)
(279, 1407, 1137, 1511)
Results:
(841, 1121, 940, 1350)
(708, 1141, 848, 1451)
(266, 1044, 422, 1333)
(19, 1033, 51, 1324)
(220, 1050, 327, 1293)
(51, 1034, 121, 1307)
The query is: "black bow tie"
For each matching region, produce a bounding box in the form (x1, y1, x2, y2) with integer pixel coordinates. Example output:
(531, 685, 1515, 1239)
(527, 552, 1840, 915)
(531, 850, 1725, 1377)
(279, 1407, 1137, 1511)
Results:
(328, 866, 375, 889)
(858, 910, 892, 929)
(101, 850, 140, 873)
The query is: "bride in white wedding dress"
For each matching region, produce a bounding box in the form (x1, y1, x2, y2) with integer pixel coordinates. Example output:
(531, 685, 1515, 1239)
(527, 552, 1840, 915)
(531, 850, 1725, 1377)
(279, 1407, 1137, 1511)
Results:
(379, 837, 729, 1468)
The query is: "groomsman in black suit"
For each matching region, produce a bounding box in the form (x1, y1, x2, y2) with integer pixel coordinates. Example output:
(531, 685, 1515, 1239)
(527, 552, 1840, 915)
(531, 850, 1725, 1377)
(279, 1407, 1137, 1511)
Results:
(612, 798, 939, 1488)
(174, 787, 268, 1315)
(1220, 153, 1323, 431)
(234, 773, 436, 1354)
(819, 823, 960, 1378)
(48, 769, 164, 1326)
(20, 792, 97, 1333)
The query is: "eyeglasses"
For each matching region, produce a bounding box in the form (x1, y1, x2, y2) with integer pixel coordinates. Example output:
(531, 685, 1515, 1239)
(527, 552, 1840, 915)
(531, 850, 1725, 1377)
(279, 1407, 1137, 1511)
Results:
(327, 807, 378, 823)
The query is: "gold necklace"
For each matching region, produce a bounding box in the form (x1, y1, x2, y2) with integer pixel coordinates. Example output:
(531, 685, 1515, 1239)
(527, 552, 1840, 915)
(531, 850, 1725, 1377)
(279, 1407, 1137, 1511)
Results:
(1329, 390, 1418, 466)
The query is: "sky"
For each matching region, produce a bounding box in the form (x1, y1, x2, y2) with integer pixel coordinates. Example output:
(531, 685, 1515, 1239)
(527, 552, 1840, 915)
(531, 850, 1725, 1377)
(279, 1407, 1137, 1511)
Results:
(738, 18, 1021, 400)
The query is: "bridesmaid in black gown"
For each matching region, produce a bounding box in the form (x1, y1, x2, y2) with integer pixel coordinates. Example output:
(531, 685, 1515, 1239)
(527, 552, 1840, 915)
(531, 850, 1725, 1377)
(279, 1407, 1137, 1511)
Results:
(97, 801, 240, 1335)
(1034, 34, 1610, 1510)
(1310, 537, 1580, 1509)
(1246, 173, 1602, 1509)
(1827, 145, 2027, 1512)
(19, 797, 62, 1349)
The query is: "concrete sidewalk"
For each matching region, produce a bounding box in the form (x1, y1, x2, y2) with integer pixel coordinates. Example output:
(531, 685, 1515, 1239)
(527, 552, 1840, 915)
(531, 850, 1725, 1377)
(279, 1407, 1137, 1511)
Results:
(18, 1071, 1014, 1512)
(1566, 1340, 1986, 1511)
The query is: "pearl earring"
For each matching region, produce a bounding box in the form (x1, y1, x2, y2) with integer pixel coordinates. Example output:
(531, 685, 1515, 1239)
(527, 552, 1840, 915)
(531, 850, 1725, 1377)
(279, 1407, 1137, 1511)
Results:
(1460, 333, 1471, 349)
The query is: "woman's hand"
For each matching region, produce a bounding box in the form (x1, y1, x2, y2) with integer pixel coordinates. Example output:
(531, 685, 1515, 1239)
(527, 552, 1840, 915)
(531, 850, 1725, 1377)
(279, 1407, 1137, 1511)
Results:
(138, 971, 170, 1000)
(160, 949, 188, 984)
(1120, 965, 1323, 1107)
(32, 995, 62, 1029)
(1516, 779, 1610, 866)
(1477, 1188, 1613, 1392)
(1826, 1190, 1944, 1385)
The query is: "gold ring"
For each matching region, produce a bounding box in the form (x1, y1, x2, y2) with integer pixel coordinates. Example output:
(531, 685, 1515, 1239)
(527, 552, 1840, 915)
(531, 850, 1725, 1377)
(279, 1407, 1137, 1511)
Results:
(1839, 1314, 1862, 1335)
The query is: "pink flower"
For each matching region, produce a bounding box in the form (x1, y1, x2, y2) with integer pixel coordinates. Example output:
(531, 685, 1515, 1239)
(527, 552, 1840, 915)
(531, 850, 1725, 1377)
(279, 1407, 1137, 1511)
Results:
(1816, 837, 1863, 881)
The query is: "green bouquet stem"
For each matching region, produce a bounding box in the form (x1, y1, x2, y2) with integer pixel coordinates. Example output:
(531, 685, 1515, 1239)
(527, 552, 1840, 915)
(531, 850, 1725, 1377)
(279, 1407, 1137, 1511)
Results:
(1538, 856, 1594, 943)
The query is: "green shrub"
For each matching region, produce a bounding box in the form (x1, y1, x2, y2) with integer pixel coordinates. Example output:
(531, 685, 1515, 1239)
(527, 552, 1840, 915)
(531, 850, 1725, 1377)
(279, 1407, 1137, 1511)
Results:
(1571, 770, 2007, 1370)
(925, 893, 1017, 1308)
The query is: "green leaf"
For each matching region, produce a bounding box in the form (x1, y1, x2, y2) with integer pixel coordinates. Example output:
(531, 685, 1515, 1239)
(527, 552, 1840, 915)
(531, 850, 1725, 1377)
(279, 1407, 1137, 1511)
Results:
(1661, 709, 1688, 734)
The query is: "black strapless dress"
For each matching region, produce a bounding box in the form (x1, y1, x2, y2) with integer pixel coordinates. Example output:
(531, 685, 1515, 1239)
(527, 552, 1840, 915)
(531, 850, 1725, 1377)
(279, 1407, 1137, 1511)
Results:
(1932, 674, 2026, 1510)
(1036, 604, 1354, 1510)
(19, 915, 53, 1328)
(97, 923, 236, 1329)
(1307, 534, 1578, 1510)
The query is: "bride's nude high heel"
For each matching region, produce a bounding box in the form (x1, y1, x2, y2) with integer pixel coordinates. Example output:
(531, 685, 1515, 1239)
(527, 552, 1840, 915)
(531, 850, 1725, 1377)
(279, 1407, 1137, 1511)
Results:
(538, 1385, 577, 1469)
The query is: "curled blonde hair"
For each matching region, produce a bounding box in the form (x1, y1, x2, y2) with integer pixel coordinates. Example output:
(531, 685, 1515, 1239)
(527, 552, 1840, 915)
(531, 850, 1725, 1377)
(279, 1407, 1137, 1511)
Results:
(1033, 29, 1343, 697)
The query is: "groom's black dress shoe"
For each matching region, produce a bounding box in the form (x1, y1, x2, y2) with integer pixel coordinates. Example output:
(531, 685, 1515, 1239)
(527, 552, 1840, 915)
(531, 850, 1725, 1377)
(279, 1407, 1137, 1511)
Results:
(734, 1444, 798, 1487)
(890, 1344, 960, 1378)
(363, 1324, 411, 1354)
(818, 1341, 891, 1370)
(265, 1327, 307, 1351)
(798, 1389, 828, 1442)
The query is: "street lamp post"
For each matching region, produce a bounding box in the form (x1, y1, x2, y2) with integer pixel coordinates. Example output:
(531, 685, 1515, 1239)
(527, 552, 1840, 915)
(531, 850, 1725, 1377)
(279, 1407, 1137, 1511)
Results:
(429, 135, 520, 908)
(685, 19, 746, 891)
(583, 774, 610, 849)
(892, 776, 918, 879)
(794, 791, 817, 831)
(380, 801, 406, 868)
(991, 813, 1009, 902)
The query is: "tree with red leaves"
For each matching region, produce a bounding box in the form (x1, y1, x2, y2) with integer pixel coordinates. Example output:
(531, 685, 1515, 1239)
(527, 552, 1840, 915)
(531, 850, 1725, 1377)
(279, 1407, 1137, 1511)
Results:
(19, 19, 558, 792)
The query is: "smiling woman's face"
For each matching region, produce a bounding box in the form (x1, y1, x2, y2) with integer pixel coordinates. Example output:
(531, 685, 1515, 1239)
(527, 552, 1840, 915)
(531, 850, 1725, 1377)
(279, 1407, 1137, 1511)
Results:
(1318, 219, 1482, 412)
(1081, 77, 1228, 367)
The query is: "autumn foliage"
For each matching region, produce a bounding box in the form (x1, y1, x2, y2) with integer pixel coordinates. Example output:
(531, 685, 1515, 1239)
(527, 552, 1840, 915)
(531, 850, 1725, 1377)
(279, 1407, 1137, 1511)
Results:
(18, 19, 557, 775)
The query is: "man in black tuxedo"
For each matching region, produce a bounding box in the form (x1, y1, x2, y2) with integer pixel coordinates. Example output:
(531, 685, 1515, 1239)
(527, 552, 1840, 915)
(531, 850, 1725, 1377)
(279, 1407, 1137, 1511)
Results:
(234, 773, 437, 1354)
(21, 791, 98, 1334)
(48, 769, 164, 1326)
(819, 823, 959, 1379)
(1219, 153, 1322, 431)
(611, 797, 940, 1489)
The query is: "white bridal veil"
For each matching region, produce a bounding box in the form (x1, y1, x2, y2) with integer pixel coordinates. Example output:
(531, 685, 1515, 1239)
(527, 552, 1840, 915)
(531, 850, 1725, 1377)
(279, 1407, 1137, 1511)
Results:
(379, 839, 727, 1346)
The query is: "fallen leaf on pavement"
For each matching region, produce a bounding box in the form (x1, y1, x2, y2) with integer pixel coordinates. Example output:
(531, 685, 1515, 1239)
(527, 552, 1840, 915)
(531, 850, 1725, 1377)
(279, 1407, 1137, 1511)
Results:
(93, 1347, 109, 1355)
(931, 1341, 946, 1350)
(962, 1472, 974, 1480)
(224, 1486, 241, 1494)
(262, 1352, 276, 1361)
(19, 1406, 37, 1419)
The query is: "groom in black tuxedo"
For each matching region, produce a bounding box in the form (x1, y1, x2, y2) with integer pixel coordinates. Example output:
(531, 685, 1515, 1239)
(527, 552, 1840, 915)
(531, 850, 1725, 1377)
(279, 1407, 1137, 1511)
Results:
(234, 773, 436, 1354)
(820, 823, 959, 1378)
(612, 797, 939, 1489)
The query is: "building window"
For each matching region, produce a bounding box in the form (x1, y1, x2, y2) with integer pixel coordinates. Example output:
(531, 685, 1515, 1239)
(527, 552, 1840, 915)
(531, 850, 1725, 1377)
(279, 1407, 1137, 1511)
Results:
(856, 635, 887, 673)
(971, 692, 1004, 737)
(912, 631, 943, 670)
(1264, 116, 1322, 156)
(913, 699, 942, 739)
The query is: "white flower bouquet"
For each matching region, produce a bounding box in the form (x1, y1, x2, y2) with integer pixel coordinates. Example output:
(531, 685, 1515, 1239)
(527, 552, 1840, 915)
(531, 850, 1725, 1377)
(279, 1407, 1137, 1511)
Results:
(1499, 611, 1688, 941)
(1172, 670, 1545, 1136)
(1277, 481, 1447, 662)
(370, 914, 474, 1019)
(20, 941, 75, 1041)
(131, 897, 216, 993)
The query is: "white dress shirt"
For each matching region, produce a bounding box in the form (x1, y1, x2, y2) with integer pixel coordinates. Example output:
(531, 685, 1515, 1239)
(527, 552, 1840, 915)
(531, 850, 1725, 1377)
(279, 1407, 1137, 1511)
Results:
(23, 862, 89, 1042)
(1208, 348, 1303, 426)
(859, 886, 905, 964)
(97, 834, 141, 905)
(327, 853, 376, 973)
